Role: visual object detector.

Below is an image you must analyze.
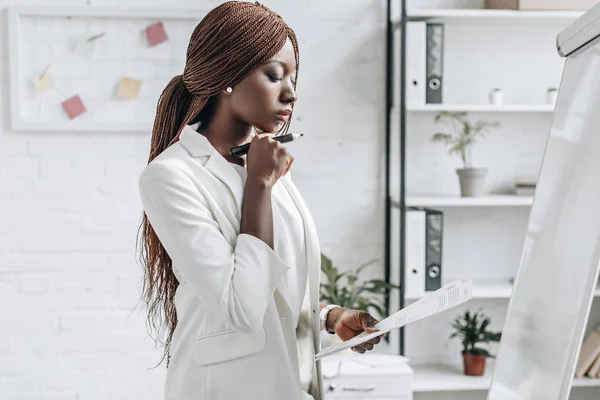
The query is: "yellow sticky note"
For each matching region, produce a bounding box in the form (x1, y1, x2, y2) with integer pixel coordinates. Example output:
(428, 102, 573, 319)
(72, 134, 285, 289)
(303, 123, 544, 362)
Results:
(117, 77, 142, 99)
(33, 68, 55, 92)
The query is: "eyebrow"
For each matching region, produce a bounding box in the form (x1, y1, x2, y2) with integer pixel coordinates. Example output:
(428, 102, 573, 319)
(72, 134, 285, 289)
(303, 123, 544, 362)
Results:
(265, 59, 297, 73)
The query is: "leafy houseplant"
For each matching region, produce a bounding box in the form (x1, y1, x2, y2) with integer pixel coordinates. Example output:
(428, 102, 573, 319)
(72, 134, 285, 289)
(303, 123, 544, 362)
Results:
(320, 254, 399, 320)
(431, 111, 500, 197)
(450, 309, 502, 376)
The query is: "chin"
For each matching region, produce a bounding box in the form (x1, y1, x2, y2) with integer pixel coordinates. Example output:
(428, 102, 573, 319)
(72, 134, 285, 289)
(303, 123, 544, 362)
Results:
(255, 121, 284, 134)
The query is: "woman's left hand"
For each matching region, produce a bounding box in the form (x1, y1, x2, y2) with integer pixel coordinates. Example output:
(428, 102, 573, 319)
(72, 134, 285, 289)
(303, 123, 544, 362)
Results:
(328, 308, 386, 354)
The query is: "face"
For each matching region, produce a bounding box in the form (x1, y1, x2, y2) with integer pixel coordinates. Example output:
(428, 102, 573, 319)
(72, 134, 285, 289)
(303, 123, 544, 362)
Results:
(227, 37, 297, 133)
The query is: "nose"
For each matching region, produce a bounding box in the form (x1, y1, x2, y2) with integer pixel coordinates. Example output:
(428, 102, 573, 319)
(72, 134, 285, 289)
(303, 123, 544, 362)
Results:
(281, 79, 297, 105)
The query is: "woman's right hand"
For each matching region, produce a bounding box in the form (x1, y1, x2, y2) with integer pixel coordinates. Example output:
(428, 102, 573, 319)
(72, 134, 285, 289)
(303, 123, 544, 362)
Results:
(246, 133, 294, 187)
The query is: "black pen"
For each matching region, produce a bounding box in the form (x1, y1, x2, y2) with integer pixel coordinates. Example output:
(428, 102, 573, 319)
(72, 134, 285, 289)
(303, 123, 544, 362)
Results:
(230, 133, 304, 157)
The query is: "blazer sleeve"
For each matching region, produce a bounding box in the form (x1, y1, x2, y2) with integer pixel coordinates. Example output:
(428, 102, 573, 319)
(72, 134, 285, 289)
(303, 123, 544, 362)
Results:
(138, 162, 289, 333)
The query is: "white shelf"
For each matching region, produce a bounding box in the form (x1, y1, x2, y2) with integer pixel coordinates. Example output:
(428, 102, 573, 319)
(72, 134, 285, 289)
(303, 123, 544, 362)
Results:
(411, 363, 600, 392)
(406, 281, 514, 300)
(406, 104, 555, 113)
(407, 282, 600, 300)
(412, 363, 493, 392)
(406, 195, 534, 207)
(406, 9, 583, 25)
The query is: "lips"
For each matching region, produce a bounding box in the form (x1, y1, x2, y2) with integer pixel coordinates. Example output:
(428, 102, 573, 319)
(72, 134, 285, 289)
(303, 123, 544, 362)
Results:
(276, 110, 291, 121)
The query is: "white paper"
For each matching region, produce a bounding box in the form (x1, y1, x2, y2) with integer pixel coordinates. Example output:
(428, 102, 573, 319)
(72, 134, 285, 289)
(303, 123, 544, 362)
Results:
(315, 280, 473, 360)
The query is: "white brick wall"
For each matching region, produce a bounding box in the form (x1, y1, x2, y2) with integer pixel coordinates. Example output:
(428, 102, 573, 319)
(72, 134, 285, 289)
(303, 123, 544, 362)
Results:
(0, 0, 386, 399)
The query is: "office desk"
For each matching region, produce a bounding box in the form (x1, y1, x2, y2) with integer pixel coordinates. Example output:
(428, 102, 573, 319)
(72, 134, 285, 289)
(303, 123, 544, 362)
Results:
(321, 353, 413, 399)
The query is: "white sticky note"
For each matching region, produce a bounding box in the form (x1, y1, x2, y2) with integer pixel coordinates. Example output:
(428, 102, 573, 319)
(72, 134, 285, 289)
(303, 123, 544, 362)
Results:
(73, 35, 95, 55)
(33, 67, 55, 92)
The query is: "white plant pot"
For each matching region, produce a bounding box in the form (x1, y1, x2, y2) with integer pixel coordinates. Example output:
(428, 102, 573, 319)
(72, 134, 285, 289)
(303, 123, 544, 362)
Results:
(456, 168, 487, 197)
(489, 90, 504, 105)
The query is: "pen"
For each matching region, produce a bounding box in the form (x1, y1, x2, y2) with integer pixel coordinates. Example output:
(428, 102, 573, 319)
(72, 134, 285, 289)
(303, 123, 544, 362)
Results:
(230, 133, 304, 157)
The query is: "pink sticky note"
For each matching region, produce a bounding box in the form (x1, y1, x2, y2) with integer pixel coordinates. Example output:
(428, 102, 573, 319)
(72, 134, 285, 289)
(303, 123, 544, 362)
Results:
(146, 22, 168, 47)
(62, 95, 86, 120)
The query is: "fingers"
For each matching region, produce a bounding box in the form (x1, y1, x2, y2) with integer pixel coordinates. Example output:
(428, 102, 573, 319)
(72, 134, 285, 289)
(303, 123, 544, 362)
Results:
(283, 155, 294, 175)
(348, 311, 385, 354)
(351, 346, 366, 354)
(360, 311, 379, 330)
(274, 140, 294, 175)
(351, 342, 375, 354)
(360, 342, 375, 351)
(367, 335, 382, 345)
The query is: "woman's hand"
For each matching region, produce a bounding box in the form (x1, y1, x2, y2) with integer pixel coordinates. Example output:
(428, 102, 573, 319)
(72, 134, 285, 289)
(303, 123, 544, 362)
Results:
(246, 133, 294, 187)
(327, 307, 386, 354)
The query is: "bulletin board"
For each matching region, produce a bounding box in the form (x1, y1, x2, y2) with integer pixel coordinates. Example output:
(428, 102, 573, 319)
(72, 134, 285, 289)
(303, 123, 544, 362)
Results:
(7, 7, 210, 132)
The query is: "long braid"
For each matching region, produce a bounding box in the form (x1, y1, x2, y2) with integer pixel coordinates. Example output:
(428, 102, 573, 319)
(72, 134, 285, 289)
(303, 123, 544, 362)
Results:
(136, 1, 299, 368)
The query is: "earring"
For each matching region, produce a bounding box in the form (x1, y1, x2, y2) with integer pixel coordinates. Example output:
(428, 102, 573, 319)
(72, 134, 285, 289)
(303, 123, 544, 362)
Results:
(226, 87, 233, 94)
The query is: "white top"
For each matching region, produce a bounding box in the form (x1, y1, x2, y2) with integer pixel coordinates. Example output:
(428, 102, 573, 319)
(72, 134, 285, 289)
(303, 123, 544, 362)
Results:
(230, 164, 314, 395)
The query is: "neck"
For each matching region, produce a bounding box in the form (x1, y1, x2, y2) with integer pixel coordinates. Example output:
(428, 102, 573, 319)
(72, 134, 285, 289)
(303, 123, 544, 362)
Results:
(198, 110, 253, 165)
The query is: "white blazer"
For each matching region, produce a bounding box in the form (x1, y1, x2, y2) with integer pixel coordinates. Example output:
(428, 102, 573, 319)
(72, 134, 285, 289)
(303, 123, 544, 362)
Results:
(138, 124, 324, 400)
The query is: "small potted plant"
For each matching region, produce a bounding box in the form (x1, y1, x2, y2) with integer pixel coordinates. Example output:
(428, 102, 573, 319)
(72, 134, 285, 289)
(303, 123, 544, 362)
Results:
(320, 254, 400, 343)
(450, 309, 502, 376)
(431, 111, 500, 197)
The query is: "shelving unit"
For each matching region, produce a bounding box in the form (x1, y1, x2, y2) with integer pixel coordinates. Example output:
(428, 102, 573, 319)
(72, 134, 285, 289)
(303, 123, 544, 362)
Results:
(406, 281, 600, 301)
(407, 8, 583, 25)
(384, 3, 599, 398)
(412, 363, 600, 392)
(405, 195, 533, 207)
(406, 104, 555, 113)
(406, 281, 513, 300)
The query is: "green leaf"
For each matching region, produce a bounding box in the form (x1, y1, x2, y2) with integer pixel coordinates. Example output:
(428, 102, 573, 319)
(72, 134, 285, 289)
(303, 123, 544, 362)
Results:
(355, 259, 377, 275)
(431, 133, 453, 143)
(319, 253, 398, 310)
(480, 318, 490, 332)
(467, 348, 492, 357)
(485, 332, 502, 342)
(368, 302, 386, 318)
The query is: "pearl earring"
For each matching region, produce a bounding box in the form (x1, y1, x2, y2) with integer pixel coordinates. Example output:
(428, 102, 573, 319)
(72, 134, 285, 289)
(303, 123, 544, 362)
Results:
(226, 87, 233, 93)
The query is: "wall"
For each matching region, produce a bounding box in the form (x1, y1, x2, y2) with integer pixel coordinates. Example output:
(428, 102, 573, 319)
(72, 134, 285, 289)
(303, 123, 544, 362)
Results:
(0, 0, 386, 399)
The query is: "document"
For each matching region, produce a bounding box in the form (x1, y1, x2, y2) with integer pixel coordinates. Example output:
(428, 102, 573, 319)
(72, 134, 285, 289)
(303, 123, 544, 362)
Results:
(315, 280, 473, 360)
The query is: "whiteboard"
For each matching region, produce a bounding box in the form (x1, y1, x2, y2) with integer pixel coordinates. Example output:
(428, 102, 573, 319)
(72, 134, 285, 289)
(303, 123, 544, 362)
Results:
(488, 3, 600, 399)
(7, 7, 210, 132)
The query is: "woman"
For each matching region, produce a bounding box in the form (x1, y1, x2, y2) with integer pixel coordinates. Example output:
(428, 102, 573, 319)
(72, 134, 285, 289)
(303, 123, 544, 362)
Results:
(137, 2, 384, 399)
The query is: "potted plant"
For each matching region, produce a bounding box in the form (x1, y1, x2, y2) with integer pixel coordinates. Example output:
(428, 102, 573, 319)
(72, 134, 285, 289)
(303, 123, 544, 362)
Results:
(431, 111, 500, 197)
(450, 309, 502, 376)
(320, 254, 400, 344)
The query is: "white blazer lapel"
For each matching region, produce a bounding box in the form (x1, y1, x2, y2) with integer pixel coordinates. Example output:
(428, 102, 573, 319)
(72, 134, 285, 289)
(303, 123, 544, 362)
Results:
(280, 175, 324, 399)
(280, 176, 321, 328)
(203, 155, 245, 216)
(179, 125, 294, 315)
(179, 125, 245, 218)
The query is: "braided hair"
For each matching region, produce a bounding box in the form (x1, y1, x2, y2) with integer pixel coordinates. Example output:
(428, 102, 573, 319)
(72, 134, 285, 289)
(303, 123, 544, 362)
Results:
(136, 1, 299, 367)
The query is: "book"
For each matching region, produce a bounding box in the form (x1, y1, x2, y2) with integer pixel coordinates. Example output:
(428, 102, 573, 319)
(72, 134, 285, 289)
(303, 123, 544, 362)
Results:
(586, 349, 600, 377)
(515, 176, 537, 196)
(575, 328, 600, 377)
